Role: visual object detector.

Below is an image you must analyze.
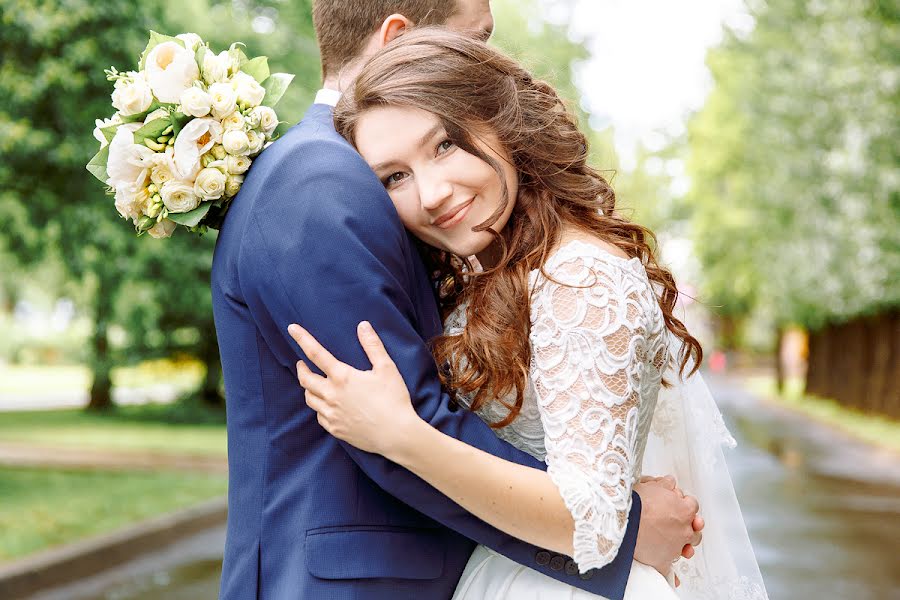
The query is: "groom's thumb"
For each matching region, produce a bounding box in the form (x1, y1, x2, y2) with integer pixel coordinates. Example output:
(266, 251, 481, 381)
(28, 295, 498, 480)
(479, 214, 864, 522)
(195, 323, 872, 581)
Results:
(357, 321, 391, 370)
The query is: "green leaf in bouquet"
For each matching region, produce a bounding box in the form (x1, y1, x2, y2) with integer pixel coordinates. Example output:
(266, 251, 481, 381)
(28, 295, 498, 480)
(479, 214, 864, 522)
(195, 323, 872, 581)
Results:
(86, 145, 110, 183)
(168, 202, 212, 227)
(195, 43, 208, 74)
(100, 125, 119, 143)
(170, 111, 192, 139)
(119, 100, 162, 124)
(242, 56, 270, 84)
(140, 31, 185, 71)
(132, 118, 171, 145)
(262, 73, 295, 107)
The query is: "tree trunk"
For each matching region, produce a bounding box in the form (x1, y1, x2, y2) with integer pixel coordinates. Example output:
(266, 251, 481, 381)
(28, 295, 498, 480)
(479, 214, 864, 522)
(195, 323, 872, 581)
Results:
(774, 326, 786, 395)
(86, 273, 114, 411)
(199, 328, 224, 407)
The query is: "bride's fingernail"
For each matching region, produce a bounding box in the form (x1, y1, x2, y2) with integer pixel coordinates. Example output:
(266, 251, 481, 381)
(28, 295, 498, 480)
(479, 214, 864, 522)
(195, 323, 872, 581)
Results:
(359, 321, 372, 333)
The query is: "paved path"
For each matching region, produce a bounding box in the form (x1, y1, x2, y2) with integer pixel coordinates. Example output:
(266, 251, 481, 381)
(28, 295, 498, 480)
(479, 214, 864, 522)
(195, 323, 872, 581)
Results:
(0, 442, 226, 473)
(0, 385, 181, 412)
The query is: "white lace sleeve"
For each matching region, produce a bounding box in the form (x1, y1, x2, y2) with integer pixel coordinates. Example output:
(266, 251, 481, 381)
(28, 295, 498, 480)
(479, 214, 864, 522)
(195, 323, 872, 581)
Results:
(529, 251, 654, 572)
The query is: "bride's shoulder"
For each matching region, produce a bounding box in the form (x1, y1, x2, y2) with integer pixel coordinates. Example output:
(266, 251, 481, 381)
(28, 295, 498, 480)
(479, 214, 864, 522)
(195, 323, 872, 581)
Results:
(532, 229, 642, 285)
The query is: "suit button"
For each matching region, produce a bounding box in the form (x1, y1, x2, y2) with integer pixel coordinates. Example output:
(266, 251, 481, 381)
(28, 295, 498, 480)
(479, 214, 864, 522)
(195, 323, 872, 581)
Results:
(579, 569, 595, 580)
(535, 551, 551, 566)
(565, 559, 579, 575)
(549, 555, 565, 571)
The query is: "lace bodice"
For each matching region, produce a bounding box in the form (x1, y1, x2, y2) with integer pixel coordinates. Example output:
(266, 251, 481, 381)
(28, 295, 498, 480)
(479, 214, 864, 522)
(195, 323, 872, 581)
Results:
(445, 239, 670, 572)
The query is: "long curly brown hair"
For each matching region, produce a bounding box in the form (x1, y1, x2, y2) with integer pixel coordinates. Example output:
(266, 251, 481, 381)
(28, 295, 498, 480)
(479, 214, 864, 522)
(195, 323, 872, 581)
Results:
(335, 28, 702, 427)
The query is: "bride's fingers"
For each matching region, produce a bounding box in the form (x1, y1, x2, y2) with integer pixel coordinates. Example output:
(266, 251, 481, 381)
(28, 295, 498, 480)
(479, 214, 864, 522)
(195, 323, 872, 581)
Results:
(681, 543, 695, 559)
(288, 324, 343, 377)
(356, 321, 394, 371)
(296, 360, 330, 399)
(692, 515, 705, 531)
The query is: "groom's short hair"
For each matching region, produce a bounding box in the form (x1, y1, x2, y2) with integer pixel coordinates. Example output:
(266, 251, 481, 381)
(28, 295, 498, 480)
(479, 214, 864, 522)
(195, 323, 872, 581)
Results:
(312, 0, 459, 78)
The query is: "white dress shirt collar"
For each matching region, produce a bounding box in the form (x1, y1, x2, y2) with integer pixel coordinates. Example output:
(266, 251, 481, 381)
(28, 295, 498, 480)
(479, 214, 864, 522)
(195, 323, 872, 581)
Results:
(314, 88, 342, 107)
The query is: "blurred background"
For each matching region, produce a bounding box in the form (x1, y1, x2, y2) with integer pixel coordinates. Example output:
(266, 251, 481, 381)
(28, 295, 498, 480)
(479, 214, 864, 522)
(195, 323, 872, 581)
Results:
(0, 1, 897, 599)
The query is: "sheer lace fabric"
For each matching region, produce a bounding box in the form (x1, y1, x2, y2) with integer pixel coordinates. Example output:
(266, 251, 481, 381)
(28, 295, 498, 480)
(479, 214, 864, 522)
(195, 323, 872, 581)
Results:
(447, 240, 670, 572)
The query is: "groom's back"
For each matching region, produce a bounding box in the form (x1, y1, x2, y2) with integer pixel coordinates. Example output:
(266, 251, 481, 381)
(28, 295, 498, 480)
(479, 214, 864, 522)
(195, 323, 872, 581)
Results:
(211, 105, 473, 599)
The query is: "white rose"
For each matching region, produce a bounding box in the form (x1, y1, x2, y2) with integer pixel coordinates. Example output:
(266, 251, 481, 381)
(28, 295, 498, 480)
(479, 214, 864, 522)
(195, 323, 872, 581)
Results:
(225, 154, 251, 175)
(149, 148, 179, 186)
(160, 180, 200, 213)
(106, 123, 154, 189)
(222, 129, 250, 156)
(202, 50, 231, 85)
(246, 129, 264, 155)
(111, 76, 153, 116)
(221, 111, 245, 131)
(172, 117, 223, 179)
(144, 107, 170, 123)
(176, 32, 203, 51)
(250, 106, 278, 134)
(193, 167, 226, 200)
(114, 183, 148, 222)
(225, 174, 244, 197)
(208, 82, 237, 119)
(179, 87, 212, 118)
(232, 72, 266, 108)
(93, 114, 123, 148)
(148, 218, 177, 239)
(145, 41, 200, 103)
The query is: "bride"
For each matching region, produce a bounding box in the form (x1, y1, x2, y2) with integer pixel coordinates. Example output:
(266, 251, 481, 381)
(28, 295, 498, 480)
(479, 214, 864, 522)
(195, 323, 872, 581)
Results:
(288, 28, 767, 600)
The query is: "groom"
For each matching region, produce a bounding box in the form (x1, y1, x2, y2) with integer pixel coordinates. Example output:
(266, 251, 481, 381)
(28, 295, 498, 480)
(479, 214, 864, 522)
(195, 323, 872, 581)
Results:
(211, 1, 701, 598)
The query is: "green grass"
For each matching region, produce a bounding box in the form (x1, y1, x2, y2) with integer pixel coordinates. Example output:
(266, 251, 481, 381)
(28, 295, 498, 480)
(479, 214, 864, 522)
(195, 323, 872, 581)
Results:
(0, 466, 227, 561)
(0, 359, 203, 395)
(0, 404, 226, 456)
(743, 375, 900, 453)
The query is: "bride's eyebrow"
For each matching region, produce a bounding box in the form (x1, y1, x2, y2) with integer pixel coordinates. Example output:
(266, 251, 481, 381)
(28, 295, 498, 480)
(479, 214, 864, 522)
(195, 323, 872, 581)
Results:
(370, 123, 446, 174)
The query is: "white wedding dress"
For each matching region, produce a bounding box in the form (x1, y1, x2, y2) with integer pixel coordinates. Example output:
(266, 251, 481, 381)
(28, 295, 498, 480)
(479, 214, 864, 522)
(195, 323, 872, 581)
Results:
(447, 240, 769, 600)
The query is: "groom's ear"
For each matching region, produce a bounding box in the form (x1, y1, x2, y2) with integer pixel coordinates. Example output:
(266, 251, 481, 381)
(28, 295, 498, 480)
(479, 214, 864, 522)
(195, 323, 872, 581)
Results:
(377, 13, 414, 48)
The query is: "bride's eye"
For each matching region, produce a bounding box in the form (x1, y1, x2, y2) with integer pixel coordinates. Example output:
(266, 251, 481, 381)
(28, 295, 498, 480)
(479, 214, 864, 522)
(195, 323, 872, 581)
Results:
(382, 172, 408, 187)
(437, 139, 455, 154)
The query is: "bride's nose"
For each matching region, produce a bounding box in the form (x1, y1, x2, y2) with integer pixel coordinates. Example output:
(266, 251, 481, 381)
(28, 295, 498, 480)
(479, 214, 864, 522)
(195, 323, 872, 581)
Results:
(417, 173, 453, 212)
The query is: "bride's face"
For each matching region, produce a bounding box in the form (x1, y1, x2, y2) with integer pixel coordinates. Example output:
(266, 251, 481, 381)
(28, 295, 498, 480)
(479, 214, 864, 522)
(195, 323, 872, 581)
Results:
(354, 105, 518, 258)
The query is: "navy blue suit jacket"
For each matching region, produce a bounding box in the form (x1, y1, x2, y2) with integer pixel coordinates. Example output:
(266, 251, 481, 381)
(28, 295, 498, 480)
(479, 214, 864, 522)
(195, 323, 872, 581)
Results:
(211, 102, 641, 599)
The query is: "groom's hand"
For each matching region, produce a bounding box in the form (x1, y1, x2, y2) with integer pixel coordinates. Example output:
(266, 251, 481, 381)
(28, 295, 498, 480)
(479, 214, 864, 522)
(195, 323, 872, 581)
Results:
(633, 476, 702, 578)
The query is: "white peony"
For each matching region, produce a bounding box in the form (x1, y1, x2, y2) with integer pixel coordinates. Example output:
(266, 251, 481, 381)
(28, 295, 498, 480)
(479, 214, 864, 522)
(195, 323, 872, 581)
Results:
(222, 129, 251, 156)
(93, 114, 123, 148)
(250, 106, 278, 134)
(148, 218, 177, 239)
(194, 167, 227, 200)
(111, 74, 153, 116)
(221, 110, 245, 131)
(208, 82, 237, 119)
(114, 183, 148, 222)
(225, 174, 244, 197)
(160, 180, 200, 213)
(179, 87, 212, 118)
(173, 117, 223, 179)
(202, 49, 232, 84)
(225, 154, 251, 175)
(145, 41, 200, 103)
(106, 123, 154, 189)
(246, 129, 264, 155)
(149, 148, 179, 186)
(232, 72, 266, 107)
(176, 32, 203, 51)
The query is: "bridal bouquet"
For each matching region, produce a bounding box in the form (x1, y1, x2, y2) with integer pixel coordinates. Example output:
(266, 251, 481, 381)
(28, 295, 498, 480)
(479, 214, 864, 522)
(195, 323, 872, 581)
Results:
(86, 32, 294, 238)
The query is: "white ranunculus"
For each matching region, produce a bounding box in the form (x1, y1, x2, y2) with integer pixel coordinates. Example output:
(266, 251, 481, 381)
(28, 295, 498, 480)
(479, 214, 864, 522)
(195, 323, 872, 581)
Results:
(221, 110, 245, 131)
(208, 82, 237, 119)
(179, 87, 212, 118)
(148, 218, 177, 239)
(225, 154, 251, 175)
(202, 50, 231, 85)
(149, 148, 179, 186)
(107, 123, 154, 189)
(145, 41, 200, 103)
(250, 106, 278, 134)
(173, 117, 223, 179)
(246, 129, 264, 155)
(160, 180, 200, 213)
(222, 129, 250, 156)
(114, 183, 149, 222)
(225, 174, 244, 197)
(176, 32, 203, 51)
(111, 75, 153, 116)
(232, 72, 266, 107)
(93, 114, 123, 148)
(194, 167, 227, 200)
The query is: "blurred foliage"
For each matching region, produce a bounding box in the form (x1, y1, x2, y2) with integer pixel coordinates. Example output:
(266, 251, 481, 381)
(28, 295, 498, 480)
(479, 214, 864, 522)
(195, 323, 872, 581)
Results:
(685, 0, 899, 337)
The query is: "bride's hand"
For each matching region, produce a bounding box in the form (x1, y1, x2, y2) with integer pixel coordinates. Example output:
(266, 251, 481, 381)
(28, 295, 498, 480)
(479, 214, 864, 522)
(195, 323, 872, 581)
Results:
(287, 321, 422, 457)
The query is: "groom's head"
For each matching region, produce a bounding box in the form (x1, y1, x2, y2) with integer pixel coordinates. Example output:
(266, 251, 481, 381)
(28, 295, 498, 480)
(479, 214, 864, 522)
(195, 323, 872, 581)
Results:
(313, 0, 493, 83)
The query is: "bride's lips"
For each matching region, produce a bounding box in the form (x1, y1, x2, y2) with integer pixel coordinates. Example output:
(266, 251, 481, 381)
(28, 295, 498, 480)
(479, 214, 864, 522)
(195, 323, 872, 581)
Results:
(433, 198, 475, 229)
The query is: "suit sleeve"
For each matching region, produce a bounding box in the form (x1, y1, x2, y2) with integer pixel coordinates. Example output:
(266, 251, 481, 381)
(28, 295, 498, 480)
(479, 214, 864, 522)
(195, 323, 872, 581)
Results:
(241, 137, 640, 597)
